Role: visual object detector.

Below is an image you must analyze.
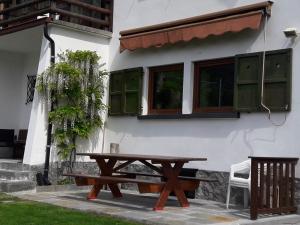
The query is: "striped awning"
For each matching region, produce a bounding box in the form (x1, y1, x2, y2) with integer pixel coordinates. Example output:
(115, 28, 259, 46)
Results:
(119, 1, 273, 52)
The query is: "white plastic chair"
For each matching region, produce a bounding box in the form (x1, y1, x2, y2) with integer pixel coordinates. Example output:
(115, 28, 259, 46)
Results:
(226, 159, 251, 209)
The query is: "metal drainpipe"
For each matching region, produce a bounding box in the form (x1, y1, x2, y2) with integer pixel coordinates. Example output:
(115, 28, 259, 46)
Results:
(42, 22, 55, 185)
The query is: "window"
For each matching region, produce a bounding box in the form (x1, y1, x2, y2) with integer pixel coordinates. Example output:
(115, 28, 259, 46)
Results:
(26, 75, 36, 104)
(148, 64, 183, 114)
(109, 67, 143, 116)
(109, 49, 291, 119)
(193, 59, 235, 112)
(235, 48, 292, 112)
(192, 48, 292, 114)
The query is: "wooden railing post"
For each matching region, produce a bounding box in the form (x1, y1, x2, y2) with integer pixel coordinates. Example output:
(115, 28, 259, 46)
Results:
(250, 158, 258, 220)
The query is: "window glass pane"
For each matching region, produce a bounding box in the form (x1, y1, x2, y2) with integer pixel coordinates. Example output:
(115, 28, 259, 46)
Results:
(153, 70, 183, 110)
(198, 63, 234, 108)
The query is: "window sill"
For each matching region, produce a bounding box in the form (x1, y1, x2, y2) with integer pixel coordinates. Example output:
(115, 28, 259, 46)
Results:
(137, 112, 240, 120)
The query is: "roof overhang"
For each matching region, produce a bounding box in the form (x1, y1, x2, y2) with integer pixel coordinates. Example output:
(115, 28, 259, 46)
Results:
(0, 18, 48, 37)
(119, 1, 273, 52)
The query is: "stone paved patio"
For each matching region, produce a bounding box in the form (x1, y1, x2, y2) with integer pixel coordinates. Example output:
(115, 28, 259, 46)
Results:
(14, 190, 300, 225)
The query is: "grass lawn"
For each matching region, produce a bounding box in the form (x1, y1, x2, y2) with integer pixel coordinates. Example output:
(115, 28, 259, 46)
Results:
(0, 193, 142, 225)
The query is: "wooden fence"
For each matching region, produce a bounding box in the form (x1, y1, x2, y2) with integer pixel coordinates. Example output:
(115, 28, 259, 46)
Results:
(250, 156, 299, 220)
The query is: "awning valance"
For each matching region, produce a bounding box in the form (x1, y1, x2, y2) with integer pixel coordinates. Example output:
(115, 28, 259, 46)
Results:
(119, 1, 273, 52)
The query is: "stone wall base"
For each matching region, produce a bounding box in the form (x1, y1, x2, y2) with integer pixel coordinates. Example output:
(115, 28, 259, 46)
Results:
(29, 161, 99, 184)
(29, 162, 300, 210)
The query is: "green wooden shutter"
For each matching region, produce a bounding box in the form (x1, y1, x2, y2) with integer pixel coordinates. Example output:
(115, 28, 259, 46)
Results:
(124, 67, 143, 114)
(263, 49, 292, 111)
(109, 71, 123, 115)
(234, 52, 262, 112)
(109, 67, 143, 116)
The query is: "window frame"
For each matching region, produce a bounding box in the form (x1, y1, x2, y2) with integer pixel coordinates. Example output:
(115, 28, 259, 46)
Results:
(193, 58, 235, 113)
(148, 64, 184, 115)
(263, 48, 292, 112)
(234, 48, 292, 112)
(109, 67, 143, 116)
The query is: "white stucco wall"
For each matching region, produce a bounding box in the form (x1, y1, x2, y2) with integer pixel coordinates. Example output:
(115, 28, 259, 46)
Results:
(104, 0, 300, 176)
(0, 51, 39, 132)
(24, 24, 111, 165)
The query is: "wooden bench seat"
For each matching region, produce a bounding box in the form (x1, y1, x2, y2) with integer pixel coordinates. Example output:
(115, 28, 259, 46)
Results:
(117, 171, 163, 178)
(117, 171, 218, 182)
(115, 171, 217, 193)
(64, 173, 165, 193)
(64, 172, 212, 194)
(64, 173, 164, 185)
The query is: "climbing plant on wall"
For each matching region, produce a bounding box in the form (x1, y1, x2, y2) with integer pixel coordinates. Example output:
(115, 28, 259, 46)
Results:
(37, 50, 107, 163)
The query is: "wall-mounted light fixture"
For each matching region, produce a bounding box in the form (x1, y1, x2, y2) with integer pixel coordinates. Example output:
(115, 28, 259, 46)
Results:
(283, 27, 299, 38)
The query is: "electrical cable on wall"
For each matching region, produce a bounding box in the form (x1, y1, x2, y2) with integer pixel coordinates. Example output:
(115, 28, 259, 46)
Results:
(260, 12, 288, 127)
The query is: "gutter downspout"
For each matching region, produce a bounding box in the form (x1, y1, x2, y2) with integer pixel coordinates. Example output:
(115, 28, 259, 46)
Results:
(42, 22, 55, 185)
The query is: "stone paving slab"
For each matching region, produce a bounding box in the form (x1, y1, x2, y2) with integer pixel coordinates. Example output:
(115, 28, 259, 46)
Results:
(14, 190, 300, 225)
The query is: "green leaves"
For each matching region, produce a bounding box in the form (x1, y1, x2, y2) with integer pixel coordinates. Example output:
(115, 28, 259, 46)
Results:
(55, 62, 81, 78)
(49, 106, 84, 123)
(65, 50, 100, 65)
(37, 50, 107, 160)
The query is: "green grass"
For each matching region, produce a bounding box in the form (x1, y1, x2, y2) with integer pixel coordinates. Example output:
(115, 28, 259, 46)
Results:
(0, 193, 142, 225)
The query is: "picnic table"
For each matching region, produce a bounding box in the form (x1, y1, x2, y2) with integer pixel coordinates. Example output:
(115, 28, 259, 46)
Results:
(65, 153, 210, 210)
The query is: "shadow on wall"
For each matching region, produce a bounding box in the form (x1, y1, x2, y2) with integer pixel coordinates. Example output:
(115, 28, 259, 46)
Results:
(49, 128, 102, 163)
(216, 0, 239, 8)
(51, 26, 110, 46)
(76, 128, 102, 153)
(50, 26, 110, 59)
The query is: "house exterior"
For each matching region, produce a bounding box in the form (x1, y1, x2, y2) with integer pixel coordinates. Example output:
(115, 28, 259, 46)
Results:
(0, 0, 299, 206)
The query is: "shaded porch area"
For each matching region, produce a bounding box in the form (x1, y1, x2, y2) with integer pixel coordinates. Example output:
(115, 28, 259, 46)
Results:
(0, 26, 43, 160)
(15, 189, 300, 225)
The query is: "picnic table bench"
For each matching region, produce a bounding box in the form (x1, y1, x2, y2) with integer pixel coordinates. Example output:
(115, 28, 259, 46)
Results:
(64, 153, 210, 210)
(117, 171, 217, 182)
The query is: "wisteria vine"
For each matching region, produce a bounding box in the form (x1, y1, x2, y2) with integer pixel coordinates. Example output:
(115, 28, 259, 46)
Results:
(37, 50, 107, 161)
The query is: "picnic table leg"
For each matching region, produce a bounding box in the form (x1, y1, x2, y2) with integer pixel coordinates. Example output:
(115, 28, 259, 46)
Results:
(153, 188, 171, 211)
(96, 158, 123, 198)
(87, 184, 103, 200)
(153, 162, 189, 210)
(108, 183, 122, 198)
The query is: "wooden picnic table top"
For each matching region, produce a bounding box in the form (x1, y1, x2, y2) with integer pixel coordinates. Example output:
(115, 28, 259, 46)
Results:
(77, 153, 207, 163)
